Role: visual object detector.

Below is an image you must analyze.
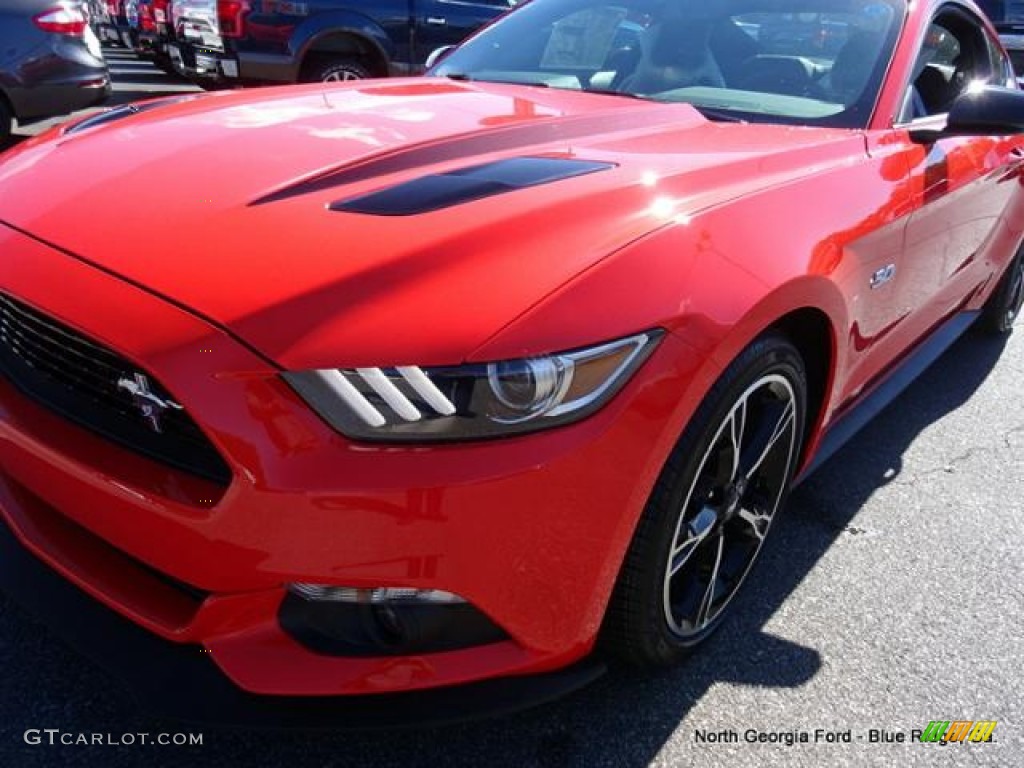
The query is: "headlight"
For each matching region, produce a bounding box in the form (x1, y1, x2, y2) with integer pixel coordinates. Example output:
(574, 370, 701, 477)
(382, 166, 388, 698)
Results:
(283, 331, 662, 441)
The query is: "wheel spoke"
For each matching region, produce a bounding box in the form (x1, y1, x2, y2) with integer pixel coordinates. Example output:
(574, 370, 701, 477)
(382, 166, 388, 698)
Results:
(738, 397, 795, 481)
(669, 536, 701, 577)
(736, 504, 772, 542)
(669, 505, 716, 576)
(725, 398, 747, 482)
(695, 533, 724, 628)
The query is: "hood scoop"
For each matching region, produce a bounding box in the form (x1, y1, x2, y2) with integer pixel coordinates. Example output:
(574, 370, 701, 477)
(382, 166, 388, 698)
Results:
(329, 156, 614, 216)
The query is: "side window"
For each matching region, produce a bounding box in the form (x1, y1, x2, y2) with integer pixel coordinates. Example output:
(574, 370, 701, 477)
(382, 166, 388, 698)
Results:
(900, 12, 1000, 123)
(985, 31, 1017, 87)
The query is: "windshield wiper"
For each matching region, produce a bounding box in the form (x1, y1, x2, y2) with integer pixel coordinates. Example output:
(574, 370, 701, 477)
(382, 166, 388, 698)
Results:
(584, 88, 649, 100)
(443, 72, 551, 88)
(691, 105, 746, 123)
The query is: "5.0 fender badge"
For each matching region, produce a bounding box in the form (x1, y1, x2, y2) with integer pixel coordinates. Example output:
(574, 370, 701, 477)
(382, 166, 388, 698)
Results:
(116, 372, 184, 433)
(870, 264, 897, 289)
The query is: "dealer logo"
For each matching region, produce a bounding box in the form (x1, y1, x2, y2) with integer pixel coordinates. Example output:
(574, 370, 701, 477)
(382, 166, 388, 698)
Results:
(915, 720, 997, 744)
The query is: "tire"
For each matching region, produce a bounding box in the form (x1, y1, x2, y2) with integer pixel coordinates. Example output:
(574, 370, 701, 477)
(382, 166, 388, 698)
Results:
(301, 57, 373, 84)
(602, 334, 807, 667)
(979, 246, 1024, 335)
(0, 98, 12, 147)
(152, 55, 177, 76)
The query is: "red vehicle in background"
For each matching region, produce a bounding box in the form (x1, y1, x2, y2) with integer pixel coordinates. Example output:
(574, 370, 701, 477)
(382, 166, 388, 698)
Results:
(144, 0, 183, 72)
(128, 0, 159, 56)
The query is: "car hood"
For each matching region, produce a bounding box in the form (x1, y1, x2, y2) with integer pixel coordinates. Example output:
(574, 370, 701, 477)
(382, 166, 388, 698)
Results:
(0, 79, 863, 369)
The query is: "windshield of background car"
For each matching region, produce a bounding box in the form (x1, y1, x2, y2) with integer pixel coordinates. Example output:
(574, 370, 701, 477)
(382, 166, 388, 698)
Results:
(431, 0, 906, 128)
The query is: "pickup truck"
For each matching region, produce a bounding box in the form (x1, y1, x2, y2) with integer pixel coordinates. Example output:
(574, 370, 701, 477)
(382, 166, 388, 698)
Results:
(977, 0, 1024, 79)
(170, 0, 516, 85)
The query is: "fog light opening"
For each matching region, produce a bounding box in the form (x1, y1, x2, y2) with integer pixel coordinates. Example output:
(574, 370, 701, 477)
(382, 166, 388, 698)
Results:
(280, 583, 507, 656)
(372, 603, 405, 645)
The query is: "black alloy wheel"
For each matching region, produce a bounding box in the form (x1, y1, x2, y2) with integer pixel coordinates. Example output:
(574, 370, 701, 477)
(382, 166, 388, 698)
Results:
(603, 334, 807, 665)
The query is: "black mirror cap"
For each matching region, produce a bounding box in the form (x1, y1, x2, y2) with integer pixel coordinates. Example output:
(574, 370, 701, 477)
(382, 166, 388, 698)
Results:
(946, 84, 1024, 135)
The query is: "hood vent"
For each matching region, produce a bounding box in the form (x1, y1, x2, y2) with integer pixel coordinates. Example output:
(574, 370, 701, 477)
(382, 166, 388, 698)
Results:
(63, 95, 197, 135)
(329, 157, 614, 216)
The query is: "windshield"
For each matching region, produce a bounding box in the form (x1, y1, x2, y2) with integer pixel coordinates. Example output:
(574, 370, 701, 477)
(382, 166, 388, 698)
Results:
(431, 0, 906, 128)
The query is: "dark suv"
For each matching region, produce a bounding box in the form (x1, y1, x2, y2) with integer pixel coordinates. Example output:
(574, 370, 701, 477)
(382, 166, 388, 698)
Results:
(1, 0, 110, 144)
(977, 0, 1024, 78)
(171, 0, 516, 85)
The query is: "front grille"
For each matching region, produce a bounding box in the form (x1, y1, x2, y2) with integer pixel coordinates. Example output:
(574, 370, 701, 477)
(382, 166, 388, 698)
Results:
(0, 293, 231, 486)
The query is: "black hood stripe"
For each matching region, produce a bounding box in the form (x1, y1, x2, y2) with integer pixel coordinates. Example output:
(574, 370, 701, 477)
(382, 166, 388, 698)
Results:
(248, 104, 666, 207)
(328, 157, 614, 216)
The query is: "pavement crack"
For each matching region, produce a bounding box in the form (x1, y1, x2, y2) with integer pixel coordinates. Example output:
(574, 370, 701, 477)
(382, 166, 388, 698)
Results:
(890, 422, 1024, 485)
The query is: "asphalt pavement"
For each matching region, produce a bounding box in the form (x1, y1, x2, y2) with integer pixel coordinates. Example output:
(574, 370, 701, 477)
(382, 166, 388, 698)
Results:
(0, 45, 1021, 768)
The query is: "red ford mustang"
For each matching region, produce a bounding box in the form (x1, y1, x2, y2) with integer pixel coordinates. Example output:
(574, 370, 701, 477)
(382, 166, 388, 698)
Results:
(1, 0, 1023, 723)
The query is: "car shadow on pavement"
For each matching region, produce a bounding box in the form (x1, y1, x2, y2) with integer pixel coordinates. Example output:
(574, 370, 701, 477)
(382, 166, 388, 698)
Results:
(0, 328, 1010, 768)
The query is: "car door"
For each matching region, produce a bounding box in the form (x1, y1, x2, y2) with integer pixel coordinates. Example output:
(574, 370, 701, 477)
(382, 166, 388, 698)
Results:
(413, 0, 513, 68)
(899, 11, 1024, 325)
(834, 6, 1024, 406)
(842, 7, 1024, 403)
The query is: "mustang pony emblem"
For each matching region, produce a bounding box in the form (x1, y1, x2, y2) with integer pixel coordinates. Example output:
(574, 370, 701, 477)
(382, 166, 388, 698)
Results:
(116, 372, 183, 433)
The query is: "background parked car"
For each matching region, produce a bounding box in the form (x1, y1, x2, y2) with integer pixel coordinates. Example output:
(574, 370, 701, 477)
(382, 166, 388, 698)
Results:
(0, 0, 110, 145)
(127, 0, 162, 59)
(91, 0, 133, 45)
(145, 0, 180, 73)
(977, 0, 1024, 79)
(170, 0, 518, 87)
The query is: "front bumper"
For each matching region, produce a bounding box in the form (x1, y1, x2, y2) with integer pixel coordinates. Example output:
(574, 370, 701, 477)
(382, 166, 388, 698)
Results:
(8, 40, 109, 123)
(0, 221, 702, 703)
(0, 506, 605, 726)
(167, 41, 240, 81)
(169, 41, 312, 84)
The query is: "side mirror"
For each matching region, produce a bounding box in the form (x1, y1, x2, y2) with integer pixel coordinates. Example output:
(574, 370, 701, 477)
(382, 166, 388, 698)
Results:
(946, 84, 1024, 134)
(911, 84, 1024, 142)
(425, 45, 456, 70)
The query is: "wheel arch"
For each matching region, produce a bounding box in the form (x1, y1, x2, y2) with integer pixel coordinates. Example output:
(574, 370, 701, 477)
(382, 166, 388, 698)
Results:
(298, 29, 391, 79)
(764, 306, 838, 470)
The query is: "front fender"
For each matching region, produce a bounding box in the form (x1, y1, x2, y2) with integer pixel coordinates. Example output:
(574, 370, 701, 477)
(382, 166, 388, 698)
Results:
(469, 212, 851, 485)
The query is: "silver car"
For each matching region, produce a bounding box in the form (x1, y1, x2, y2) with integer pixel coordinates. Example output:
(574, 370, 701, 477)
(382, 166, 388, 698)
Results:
(0, 0, 110, 144)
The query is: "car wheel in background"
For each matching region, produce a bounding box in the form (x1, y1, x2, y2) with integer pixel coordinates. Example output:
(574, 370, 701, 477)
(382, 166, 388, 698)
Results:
(980, 246, 1024, 334)
(602, 334, 807, 666)
(151, 55, 177, 76)
(0, 98, 12, 146)
(302, 57, 373, 83)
